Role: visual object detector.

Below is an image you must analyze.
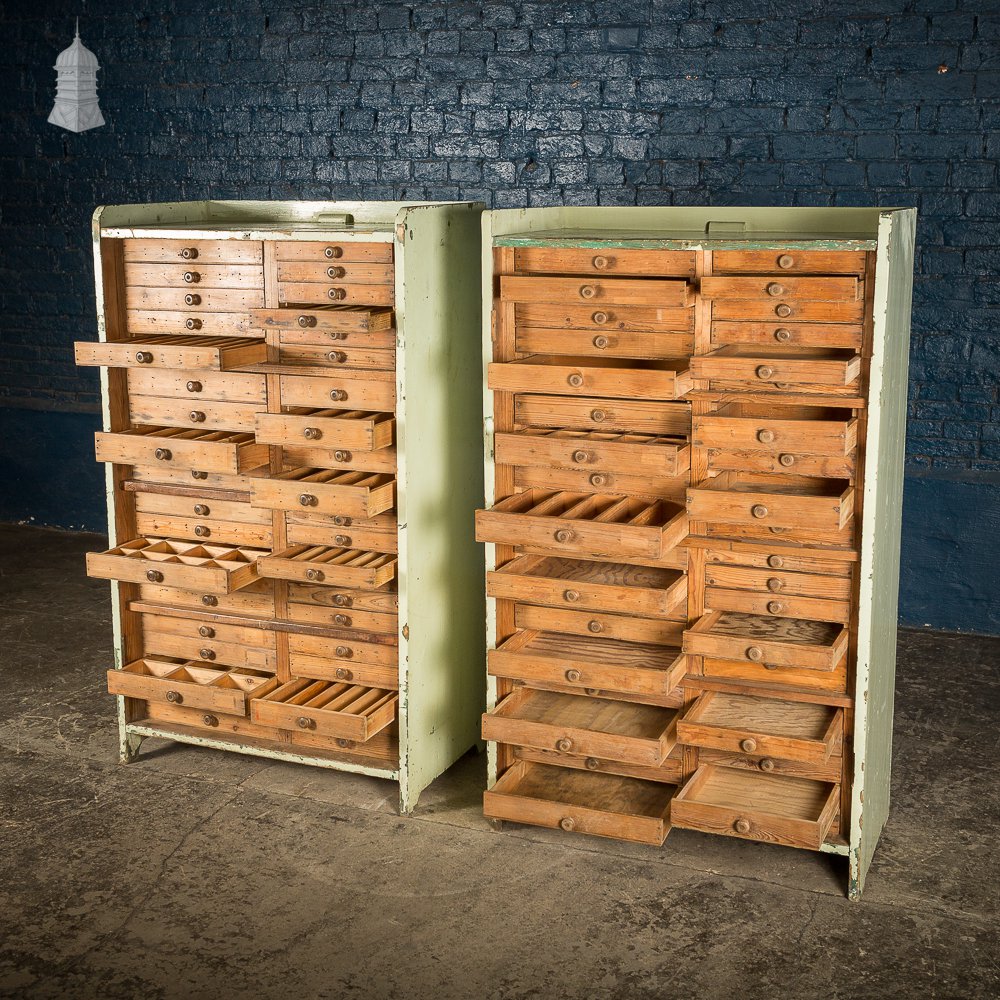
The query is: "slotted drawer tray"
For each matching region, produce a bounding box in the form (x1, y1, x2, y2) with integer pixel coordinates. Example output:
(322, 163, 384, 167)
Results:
(250, 468, 396, 519)
(259, 545, 397, 589)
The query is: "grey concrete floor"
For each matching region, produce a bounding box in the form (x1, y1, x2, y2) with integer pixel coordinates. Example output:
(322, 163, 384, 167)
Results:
(0, 523, 998, 1000)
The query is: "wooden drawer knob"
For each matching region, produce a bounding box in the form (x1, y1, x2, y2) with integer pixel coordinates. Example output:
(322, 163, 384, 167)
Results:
(587, 619, 603, 634)
(333, 614, 351, 627)
(327, 287, 346, 300)
(565, 668, 582, 682)
(192, 470, 208, 479)
(589, 473, 608, 488)
(180, 247, 198, 260)
(183, 271, 200, 284)
(327, 266, 346, 279)
(189, 410, 206, 423)
(757, 429, 775, 443)
(185, 317, 202, 330)
(335, 667, 353, 681)
(184, 293, 201, 306)
(296, 716, 316, 729)
(555, 737, 573, 753)
(778, 453, 796, 467)
(202, 714, 219, 727)
(202, 595, 218, 606)
(585, 757, 600, 770)
(334, 535, 351, 546)
(333, 450, 352, 462)
(734, 818, 752, 835)
(299, 493, 318, 507)
(767, 555, 784, 568)
(186, 381, 202, 392)
(563, 589, 580, 603)
(592, 255, 609, 269)
(298, 314, 316, 327)
(333, 515, 352, 526)
(135, 351, 154, 364)
(306, 568, 325, 582)
(324, 246, 343, 259)
(335, 645, 353, 658)
(746, 645, 764, 661)
(592, 335, 609, 349)
(165, 689, 182, 704)
(567, 373, 584, 388)
(198, 625, 215, 638)
(579, 284, 597, 299)
(590, 408, 606, 422)
(328, 330, 346, 341)
(329, 389, 347, 401)
(554, 528, 575, 544)
(199, 648, 216, 660)
(751, 504, 769, 519)
(572, 450, 591, 464)
(767, 601, 785, 615)
(303, 426, 322, 440)
(559, 816, 576, 831)
(755, 366, 775, 380)
(775, 303, 792, 318)
(740, 737, 758, 753)
(766, 282, 784, 296)
(194, 525, 210, 538)
(759, 758, 776, 772)
(333, 594, 352, 607)
(328, 351, 347, 363)
(154, 448, 172, 461)
(591, 311, 609, 325)
(194, 504, 210, 516)
(773, 327, 791, 342)
(766, 577, 783, 592)
(777, 254, 795, 269)
(146, 570, 164, 582)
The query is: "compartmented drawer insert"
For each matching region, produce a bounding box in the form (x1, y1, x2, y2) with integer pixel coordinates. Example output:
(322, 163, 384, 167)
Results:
(260, 545, 397, 589)
(250, 468, 396, 519)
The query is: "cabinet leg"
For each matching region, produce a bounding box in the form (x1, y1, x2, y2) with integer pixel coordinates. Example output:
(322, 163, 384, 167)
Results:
(119, 732, 144, 764)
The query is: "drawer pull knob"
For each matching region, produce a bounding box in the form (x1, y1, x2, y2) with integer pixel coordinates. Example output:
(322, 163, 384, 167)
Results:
(756, 429, 775, 443)
(327, 266, 346, 279)
(565, 668, 582, 682)
(296, 716, 316, 730)
(194, 504, 210, 516)
(584, 688, 600, 695)
(336, 738, 355, 748)
(591, 311, 609, 325)
(766, 281, 784, 296)
(778, 453, 796, 467)
(199, 648, 216, 661)
(759, 758, 776, 772)
(775, 303, 792, 318)
(334, 535, 351, 546)
(767, 601, 784, 615)
(559, 816, 576, 831)
(590, 408, 606, 422)
(567, 373, 584, 388)
(135, 351, 154, 364)
(554, 528, 575, 544)
(299, 493, 318, 507)
(330, 389, 347, 401)
(740, 738, 758, 753)
(572, 450, 591, 464)
(146, 570, 164, 582)
(333, 450, 352, 462)
(189, 410, 206, 423)
(185, 317, 202, 330)
(202, 714, 219, 727)
(202, 595, 218, 607)
(555, 737, 574, 753)
(734, 818, 752, 835)
(298, 314, 317, 327)
(333, 594, 352, 608)
(585, 757, 600, 771)
(777, 254, 795, 269)
(333, 614, 351, 627)
(328, 351, 347, 363)
(306, 568, 325, 582)
(335, 667, 353, 681)
(183, 271, 200, 284)
(336, 645, 353, 658)
(774, 327, 792, 342)
(165, 689, 183, 704)
(591, 255, 609, 269)
(333, 515, 352, 526)
(184, 293, 201, 306)
(755, 365, 775, 380)
(563, 589, 580, 603)
(328, 330, 346, 341)
(328, 287, 346, 300)
(746, 645, 764, 661)
(766, 577, 783, 592)
(180, 247, 198, 260)
(192, 470, 208, 479)
(579, 284, 597, 299)
(303, 426, 322, 440)
(587, 620, 603, 634)
(589, 473, 608, 488)
(186, 381, 203, 392)
(194, 526, 210, 538)
(751, 504, 769, 519)
(154, 448, 172, 461)
(767, 555, 784, 568)
(324, 246, 343, 259)
(592, 335, 609, 349)
(198, 625, 215, 638)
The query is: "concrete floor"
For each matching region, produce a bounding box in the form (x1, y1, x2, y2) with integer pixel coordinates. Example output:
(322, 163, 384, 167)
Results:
(0, 524, 997, 1000)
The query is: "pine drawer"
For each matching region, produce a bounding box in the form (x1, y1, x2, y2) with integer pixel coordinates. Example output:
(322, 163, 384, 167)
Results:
(710, 250, 866, 275)
(500, 274, 693, 308)
(512, 247, 697, 277)
(514, 395, 691, 436)
(254, 408, 394, 452)
(122, 239, 262, 265)
(489, 355, 692, 400)
(251, 305, 394, 347)
(75, 335, 267, 371)
(94, 428, 268, 475)
(689, 347, 862, 390)
(250, 468, 396, 519)
(278, 373, 396, 412)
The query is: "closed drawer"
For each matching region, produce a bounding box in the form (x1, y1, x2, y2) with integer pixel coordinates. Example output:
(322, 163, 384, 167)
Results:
(287, 582, 397, 632)
(700, 655, 849, 696)
(501, 275, 693, 308)
(125, 286, 265, 313)
(255, 409, 394, 452)
(514, 603, 685, 645)
(135, 492, 271, 525)
(677, 691, 843, 764)
(683, 611, 849, 672)
(516, 326, 694, 361)
(108, 657, 276, 715)
(279, 373, 395, 413)
(484, 688, 679, 767)
(140, 612, 276, 650)
(687, 475, 854, 533)
(124, 263, 264, 290)
(289, 651, 397, 690)
(277, 261, 394, 285)
(513, 746, 683, 786)
(94, 428, 267, 475)
(484, 760, 674, 846)
(75, 335, 267, 371)
(278, 282, 394, 307)
(516, 301, 694, 333)
(489, 356, 692, 400)
(671, 765, 838, 851)
(285, 510, 397, 554)
(693, 404, 858, 458)
(252, 305, 394, 347)
(288, 632, 396, 668)
(711, 250, 866, 275)
(698, 519, 856, 549)
(86, 537, 262, 594)
(705, 449, 855, 479)
(259, 545, 397, 589)
(281, 444, 396, 476)
(128, 396, 264, 433)
(476, 490, 687, 562)
(696, 747, 842, 784)
(127, 368, 267, 404)
(122, 239, 262, 265)
(250, 468, 395, 519)
(690, 347, 861, 389)
(704, 587, 850, 625)
(136, 582, 276, 618)
(710, 299, 864, 324)
(127, 310, 257, 338)
(710, 322, 862, 350)
(131, 466, 262, 492)
(514, 465, 687, 502)
(140, 628, 276, 671)
(278, 344, 395, 370)
(489, 630, 686, 700)
(701, 276, 859, 302)
(703, 543, 855, 577)
(273, 241, 393, 263)
(134, 513, 272, 549)
(251, 678, 397, 742)
(287, 601, 397, 636)
(488, 555, 687, 619)
(515, 395, 690, 437)
(513, 247, 697, 277)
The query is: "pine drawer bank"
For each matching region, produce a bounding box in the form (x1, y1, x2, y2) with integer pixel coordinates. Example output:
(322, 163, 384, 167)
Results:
(477, 206, 916, 898)
(77, 200, 486, 813)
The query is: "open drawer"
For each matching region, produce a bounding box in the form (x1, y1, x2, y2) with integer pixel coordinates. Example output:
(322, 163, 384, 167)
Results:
(500, 274, 693, 308)
(476, 490, 687, 562)
(692, 404, 858, 458)
(689, 346, 862, 389)
(251, 678, 397, 742)
(75, 335, 266, 371)
(487, 555, 687, 619)
(489, 630, 686, 700)
(488, 355, 692, 401)
(254, 408, 394, 452)
(683, 611, 848, 672)
(94, 427, 268, 475)
(108, 656, 276, 715)
(484, 688, 678, 766)
(671, 765, 838, 850)
(259, 545, 397, 589)
(677, 691, 843, 764)
(484, 760, 675, 845)
(251, 304, 394, 342)
(86, 537, 263, 593)
(250, 467, 396, 519)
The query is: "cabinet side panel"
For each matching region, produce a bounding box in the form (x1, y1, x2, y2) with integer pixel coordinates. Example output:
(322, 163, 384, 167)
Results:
(396, 203, 486, 810)
(850, 209, 916, 899)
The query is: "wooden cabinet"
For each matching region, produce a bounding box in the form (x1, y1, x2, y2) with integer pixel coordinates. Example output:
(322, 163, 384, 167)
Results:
(479, 207, 915, 898)
(78, 200, 485, 812)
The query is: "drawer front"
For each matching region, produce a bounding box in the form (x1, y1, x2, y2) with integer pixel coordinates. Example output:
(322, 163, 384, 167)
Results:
(125, 286, 265, 313)
(515, 603, 685, 644)
(281, 445, 396, 476)
(287, 600, 397, 635)
(705, 450, 856, 479)
(703, 545, 855, 577)
(279, 374, 396, 413)
(94, 429, 268, 475)
(513, 746, 683, 785)
(689, 351, 862, 389)
(693, 414, 857, 457)
(278, 344, 395, 370)
(701, 276, 859, 302)
(75, 337, 267, 371)
(126, 369, 267, 404)
(514, 395, 691, 436)
(289, 652, 398, 690)
(134, 513, 272, 549)
(251, 471, 396, 520)
(704, 587, 851, 625)
(514, 465, 687, 502)
(135, 492, 271, 524)
(252, 304, 394, 338)
(286, 582, 398, 616)
(255, 411, 394, 452)
(122, 239, 263, 265)
(515, 326, 694, 360)
(687, 482, 854, 533)
(131, 466, 261, 492)
(127, 310, 258, 338)
(489, 358, 691, 401)
(710, 321, 863, 350)
(124, 263, 264, 290)
(695, 747, 842, 784)
(501, 275, 692, 308)
(288, 632, 396, 668)
(515, 302, 695, 334)
(710, 299, 864, 324)
(699, 655, 849, 696)
(128, 396, 264, 432)
(697, 519, 856, 549)
(711, 250, 866, 275)
(276, 325, 396, 350)
(704, 564, 852, 602)
(273, 241, 394, 263)
(140, 613, 276, 649)
(137, 582, 276, 618)
(259, 545, 397, 590)
(278, 282, 394, 307)
(140, 631, 276, 671)
(513, 248, 697, 277)
(285, 511, 397, 554)
(277, 261, 394, 285)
